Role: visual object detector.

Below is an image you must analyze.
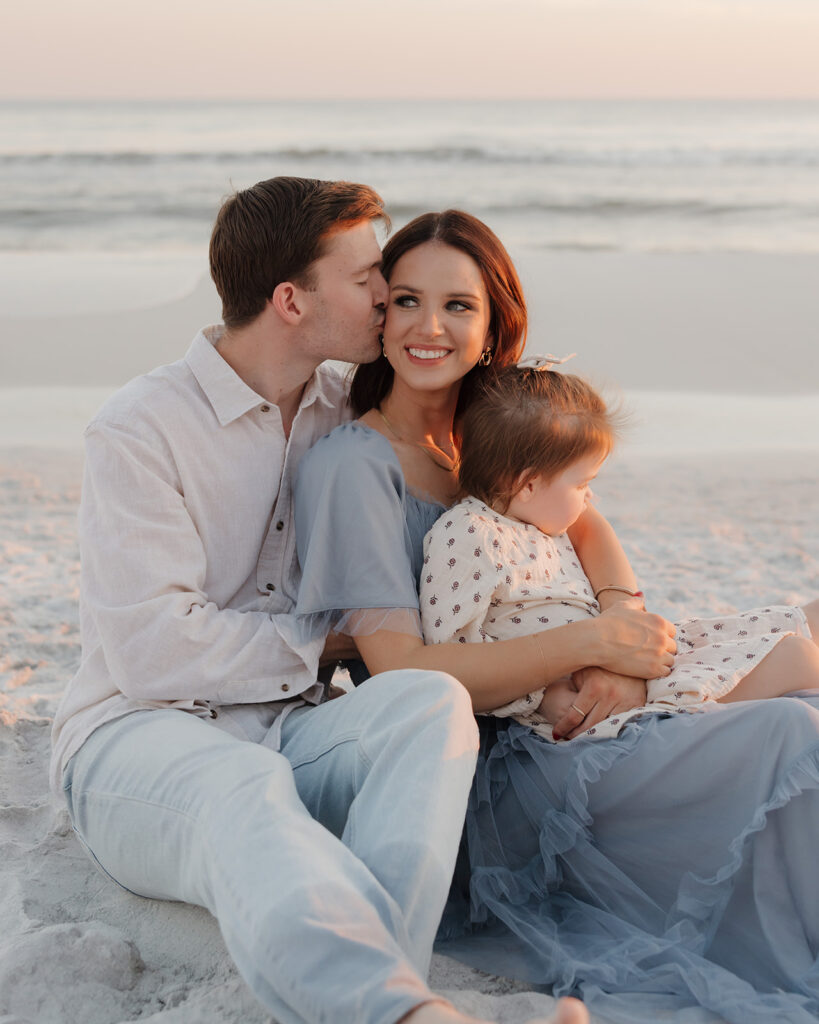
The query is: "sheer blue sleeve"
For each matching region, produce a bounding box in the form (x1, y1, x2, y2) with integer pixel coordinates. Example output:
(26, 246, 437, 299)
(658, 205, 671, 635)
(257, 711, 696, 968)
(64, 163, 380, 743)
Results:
(294, 423, 422, 638)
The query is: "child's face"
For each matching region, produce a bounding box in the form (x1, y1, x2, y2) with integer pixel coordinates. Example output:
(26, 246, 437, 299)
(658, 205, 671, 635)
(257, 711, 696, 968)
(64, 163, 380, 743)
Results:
(508, 451, 606, 535)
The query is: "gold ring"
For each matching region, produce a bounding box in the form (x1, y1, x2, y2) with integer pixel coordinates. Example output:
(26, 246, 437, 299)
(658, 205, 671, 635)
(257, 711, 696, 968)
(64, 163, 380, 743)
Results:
(570, 703, 587, 717)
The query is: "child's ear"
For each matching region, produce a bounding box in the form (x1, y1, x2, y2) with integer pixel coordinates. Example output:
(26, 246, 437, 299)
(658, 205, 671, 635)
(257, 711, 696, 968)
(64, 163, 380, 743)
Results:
(511, 471, 535, 503)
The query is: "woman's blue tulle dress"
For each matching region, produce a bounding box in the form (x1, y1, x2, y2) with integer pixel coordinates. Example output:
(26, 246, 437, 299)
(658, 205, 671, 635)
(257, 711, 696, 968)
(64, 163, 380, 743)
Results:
(295, 423, 819, 1024)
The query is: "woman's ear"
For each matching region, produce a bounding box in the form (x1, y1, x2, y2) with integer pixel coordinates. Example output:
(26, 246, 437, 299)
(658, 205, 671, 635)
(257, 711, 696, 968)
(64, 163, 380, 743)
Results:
(270, 281, 305, 324)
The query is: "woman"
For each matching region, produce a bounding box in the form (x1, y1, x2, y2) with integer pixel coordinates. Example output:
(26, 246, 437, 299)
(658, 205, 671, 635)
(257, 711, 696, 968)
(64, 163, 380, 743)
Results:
(295, 211, 819, 1023)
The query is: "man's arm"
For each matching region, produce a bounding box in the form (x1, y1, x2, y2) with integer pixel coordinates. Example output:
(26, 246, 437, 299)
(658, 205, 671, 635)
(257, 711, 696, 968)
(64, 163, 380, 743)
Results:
(80, 422, 323, 704)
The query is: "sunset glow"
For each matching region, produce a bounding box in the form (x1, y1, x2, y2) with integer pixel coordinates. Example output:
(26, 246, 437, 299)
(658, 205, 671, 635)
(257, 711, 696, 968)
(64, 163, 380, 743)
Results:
(4, 0, 819, 100)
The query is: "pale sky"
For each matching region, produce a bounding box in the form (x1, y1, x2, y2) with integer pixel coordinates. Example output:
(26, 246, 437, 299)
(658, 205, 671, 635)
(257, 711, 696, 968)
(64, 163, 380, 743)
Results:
(3, 0, 818, 100)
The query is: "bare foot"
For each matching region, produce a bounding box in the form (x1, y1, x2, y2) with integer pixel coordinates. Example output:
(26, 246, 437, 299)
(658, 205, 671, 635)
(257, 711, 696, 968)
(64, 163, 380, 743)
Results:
(402, 994, 589, 1024)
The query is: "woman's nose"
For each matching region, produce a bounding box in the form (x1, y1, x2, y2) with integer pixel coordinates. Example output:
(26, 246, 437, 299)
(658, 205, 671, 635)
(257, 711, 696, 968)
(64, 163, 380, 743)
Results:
(420, 311, 443, 337)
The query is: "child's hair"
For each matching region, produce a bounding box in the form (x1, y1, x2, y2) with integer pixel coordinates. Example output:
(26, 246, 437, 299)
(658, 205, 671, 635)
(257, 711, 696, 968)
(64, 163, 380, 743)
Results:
(458, 365, 621, 512)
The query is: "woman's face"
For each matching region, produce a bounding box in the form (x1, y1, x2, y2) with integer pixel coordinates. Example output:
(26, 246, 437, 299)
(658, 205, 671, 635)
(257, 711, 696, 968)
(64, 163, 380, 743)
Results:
(382, 241, 493, 394)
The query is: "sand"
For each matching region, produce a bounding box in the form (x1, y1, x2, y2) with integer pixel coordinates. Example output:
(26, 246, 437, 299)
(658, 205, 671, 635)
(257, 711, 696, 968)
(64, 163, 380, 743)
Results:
(1, 253, 818, 1023)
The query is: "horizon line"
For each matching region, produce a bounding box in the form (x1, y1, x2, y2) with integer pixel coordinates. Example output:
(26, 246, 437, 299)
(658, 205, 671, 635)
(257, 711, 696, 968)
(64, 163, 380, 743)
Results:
(3, 94, 819, 104)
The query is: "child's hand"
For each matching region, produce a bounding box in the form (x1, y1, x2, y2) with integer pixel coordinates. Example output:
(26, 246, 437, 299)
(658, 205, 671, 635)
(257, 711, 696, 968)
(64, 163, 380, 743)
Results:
(552, 667, 648, 740)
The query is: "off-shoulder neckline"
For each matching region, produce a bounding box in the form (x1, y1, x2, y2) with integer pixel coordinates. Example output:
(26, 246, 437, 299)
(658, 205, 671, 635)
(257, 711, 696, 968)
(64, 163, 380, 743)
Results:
(344, 421, 448, 514)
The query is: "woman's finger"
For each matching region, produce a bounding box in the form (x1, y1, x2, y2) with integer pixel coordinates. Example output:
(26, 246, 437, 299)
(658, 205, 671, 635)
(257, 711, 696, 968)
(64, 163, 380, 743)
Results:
(566, 700, 605, 739)
(552, 702, 592, 740)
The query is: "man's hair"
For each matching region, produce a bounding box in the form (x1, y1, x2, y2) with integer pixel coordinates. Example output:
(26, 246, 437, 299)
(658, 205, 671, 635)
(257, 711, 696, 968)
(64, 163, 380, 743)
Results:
(209, 176, 387, 329)
(350, 210, 527, 420)
(458, 365, 621, 512)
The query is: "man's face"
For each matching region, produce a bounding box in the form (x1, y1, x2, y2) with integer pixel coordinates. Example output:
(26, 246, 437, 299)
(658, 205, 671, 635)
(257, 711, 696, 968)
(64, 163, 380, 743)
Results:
(300, 220, 388, 365)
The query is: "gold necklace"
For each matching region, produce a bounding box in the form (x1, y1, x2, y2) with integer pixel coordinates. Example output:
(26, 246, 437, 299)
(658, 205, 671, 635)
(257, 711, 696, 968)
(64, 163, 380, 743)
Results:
(376, 406, 457, 473)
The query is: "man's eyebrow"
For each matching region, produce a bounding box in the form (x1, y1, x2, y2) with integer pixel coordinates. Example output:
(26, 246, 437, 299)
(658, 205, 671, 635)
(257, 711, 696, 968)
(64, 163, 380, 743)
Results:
(355, 258, 383, 274)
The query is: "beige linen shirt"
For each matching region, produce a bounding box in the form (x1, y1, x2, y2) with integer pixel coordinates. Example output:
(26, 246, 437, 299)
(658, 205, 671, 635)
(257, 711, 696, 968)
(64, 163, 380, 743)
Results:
(50, 326, 350, 795)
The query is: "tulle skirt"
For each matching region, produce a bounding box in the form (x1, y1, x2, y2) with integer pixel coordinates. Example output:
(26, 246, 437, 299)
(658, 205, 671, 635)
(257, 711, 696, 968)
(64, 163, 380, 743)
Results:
(437, 693, 819, 1023)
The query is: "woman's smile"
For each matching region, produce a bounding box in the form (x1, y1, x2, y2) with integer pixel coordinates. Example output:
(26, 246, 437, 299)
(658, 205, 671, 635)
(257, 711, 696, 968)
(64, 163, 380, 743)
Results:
(406, 346, 452, 361)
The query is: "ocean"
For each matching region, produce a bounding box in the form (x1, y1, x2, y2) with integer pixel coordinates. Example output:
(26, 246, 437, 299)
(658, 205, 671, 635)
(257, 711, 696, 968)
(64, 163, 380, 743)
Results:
(3, 98, 819, 258)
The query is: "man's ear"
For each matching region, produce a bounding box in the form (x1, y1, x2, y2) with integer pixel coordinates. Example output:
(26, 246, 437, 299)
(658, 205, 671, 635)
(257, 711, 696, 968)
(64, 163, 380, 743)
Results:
(270, 281, 306, 324)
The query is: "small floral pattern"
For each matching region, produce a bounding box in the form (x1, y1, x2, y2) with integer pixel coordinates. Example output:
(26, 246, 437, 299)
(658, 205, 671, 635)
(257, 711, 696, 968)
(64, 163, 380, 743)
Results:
(420, 497, 810, 744)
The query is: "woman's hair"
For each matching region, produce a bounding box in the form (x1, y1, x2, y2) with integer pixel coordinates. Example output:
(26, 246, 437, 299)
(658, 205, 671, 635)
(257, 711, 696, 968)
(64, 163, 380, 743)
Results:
(210, 176, 386, 330)
(458, 365, 621, 512)
(349, 210, 527, 418)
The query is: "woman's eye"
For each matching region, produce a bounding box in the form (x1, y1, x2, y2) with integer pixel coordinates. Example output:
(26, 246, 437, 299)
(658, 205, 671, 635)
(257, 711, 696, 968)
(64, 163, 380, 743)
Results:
(393, 294, 418, 308)
(446, 300, 470, 312)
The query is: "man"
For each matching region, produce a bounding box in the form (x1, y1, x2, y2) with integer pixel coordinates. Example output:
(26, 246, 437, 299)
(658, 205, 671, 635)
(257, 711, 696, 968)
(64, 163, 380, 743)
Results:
(51, 177, 586, 1024)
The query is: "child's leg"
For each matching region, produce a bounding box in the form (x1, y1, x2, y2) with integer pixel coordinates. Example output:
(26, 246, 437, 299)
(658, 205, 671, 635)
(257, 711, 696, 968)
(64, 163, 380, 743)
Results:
(719, 635, 819, 703)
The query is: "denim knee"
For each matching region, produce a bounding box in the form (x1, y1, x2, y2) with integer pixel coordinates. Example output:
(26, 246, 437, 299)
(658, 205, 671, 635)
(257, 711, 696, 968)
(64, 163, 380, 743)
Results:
(365, 668, 479, 753)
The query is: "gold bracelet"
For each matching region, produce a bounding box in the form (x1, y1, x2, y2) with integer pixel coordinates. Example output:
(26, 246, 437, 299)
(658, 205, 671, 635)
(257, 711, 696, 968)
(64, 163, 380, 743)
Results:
(593, 584, 640, 600)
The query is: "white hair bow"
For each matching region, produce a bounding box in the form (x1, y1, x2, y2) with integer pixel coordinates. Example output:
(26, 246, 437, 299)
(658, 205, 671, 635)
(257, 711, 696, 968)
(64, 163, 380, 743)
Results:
(517, 353, 577, 370)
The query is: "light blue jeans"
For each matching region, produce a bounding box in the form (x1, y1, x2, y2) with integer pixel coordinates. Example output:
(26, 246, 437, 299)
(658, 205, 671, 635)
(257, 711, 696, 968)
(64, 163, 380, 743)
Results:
(62, 670, 479, 1024)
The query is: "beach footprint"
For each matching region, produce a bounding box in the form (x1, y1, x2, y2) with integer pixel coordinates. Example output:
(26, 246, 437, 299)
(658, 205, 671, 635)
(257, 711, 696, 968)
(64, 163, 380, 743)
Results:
(0, 921, 143, 1023)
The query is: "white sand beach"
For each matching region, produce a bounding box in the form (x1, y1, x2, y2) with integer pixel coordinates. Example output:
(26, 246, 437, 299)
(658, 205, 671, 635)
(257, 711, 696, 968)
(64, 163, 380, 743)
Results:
(1, 254, 818, 1023)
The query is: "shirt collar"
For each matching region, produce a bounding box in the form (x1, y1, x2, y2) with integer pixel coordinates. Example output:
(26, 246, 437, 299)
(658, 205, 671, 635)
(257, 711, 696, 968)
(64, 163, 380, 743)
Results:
(185, 326, 339, 426)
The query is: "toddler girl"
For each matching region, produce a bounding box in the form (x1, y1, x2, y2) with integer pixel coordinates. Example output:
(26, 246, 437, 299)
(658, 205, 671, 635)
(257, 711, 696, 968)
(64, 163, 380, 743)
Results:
(420, 363, 818, 740)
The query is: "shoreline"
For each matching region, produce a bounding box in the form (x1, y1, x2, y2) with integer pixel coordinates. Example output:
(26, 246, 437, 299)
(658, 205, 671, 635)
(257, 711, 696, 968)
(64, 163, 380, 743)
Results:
(1, 250, 818, 394)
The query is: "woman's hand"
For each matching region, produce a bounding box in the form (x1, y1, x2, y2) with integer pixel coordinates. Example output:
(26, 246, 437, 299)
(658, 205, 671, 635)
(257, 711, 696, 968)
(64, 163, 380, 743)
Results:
(595, 597, 676, 678)
(551, 667, 647, 740)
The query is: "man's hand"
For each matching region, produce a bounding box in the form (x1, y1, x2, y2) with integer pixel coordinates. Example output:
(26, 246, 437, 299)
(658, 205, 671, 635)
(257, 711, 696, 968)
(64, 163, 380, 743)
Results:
(552, 667, 648, 740)
(319, 630, 358, 667)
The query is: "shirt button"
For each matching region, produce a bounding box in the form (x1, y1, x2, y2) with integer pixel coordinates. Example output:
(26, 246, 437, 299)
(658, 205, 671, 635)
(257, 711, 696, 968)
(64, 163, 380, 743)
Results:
(281, 683, 290, 692)
(260, 404, 270, 413)
(266, 583, 276, 591)
(275, 520, 284, 531)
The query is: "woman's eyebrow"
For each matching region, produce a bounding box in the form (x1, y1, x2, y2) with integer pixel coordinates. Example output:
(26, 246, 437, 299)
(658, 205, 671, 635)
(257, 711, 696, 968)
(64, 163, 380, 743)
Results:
(390, 284, 482, 302)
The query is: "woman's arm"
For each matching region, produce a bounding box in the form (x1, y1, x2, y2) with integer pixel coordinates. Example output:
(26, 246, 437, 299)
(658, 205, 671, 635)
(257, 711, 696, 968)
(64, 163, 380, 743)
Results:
(356, 602, 675, 713)
(567, 504, 638, 602)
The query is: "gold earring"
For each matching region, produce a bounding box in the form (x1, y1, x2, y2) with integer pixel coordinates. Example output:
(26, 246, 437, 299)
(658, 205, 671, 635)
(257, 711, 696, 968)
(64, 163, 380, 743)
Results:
(478, 347, 493, 367)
